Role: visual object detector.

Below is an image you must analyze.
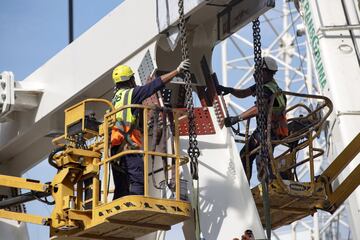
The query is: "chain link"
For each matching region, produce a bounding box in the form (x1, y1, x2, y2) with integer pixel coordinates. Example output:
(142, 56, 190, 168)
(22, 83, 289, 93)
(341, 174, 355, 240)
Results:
(253, 18, 272, 240)
(178, 0, 200, 180)
(252, 18, 269, 182)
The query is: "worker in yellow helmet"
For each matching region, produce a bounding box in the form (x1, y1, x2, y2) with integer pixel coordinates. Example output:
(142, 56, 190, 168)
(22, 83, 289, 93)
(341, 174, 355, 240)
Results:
(111, 59, 190, 199)
(217, 57, 288, 182)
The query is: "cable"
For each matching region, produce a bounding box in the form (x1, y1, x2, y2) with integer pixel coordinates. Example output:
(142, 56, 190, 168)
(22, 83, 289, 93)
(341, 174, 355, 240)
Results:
(288, 2, 306, 78)
(32, 191, 55, 205)
(48, 146, 66, 170)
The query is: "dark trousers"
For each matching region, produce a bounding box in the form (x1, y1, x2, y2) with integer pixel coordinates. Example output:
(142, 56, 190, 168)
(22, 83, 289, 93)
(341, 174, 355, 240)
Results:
(240, 129, 275, 182)
(111, 146, 144, 200)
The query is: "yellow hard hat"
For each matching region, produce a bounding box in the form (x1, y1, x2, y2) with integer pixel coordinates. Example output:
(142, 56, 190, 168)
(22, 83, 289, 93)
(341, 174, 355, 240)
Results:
(112, 65, 134, 83)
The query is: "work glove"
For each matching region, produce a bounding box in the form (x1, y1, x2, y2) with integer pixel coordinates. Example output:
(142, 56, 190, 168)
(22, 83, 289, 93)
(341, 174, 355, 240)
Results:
(217, 84, 235, 95)
(177, 58, 191, 73)
(224, 116, 242, 127)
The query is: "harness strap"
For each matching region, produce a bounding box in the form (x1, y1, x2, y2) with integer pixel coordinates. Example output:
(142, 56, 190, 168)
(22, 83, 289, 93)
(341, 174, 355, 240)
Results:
(151, 109, 162, 189)
(160, 109, 171, 189)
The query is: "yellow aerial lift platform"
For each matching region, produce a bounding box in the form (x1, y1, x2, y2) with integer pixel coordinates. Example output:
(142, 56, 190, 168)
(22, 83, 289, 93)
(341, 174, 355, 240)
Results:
(253, 131, 360, 228)
(0, 99, 191, 239)
(236, 91, 360, 229)
(1, 96, 359, 237)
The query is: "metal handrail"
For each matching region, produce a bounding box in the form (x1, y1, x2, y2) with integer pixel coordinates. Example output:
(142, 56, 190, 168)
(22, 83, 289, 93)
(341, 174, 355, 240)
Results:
(96, 104, 186, 206)
(268, 92, 332, 195)
(237, 92, 332, 196)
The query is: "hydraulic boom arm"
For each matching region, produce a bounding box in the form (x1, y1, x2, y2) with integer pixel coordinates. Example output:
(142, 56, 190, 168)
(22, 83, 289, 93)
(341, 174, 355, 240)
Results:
(319, 132, 360, 212)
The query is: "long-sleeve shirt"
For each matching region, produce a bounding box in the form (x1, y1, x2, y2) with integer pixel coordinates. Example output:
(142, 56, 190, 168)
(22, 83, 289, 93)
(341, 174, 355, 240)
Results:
(131, 77, 165, 104)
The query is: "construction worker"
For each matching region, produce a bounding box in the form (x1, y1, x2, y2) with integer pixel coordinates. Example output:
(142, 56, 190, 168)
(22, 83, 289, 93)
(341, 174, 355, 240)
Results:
(110, 59, 190, 199)
(232, 229, 255, 240)
(241, 229, 255, 240)
(217, 56, 288, 182)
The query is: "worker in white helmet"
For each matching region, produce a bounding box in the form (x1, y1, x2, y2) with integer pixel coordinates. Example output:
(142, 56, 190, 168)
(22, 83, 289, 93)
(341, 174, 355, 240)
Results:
(217, 56, 288, 182)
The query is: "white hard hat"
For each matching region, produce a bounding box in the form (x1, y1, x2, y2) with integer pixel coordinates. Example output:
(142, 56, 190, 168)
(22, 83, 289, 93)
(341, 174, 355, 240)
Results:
(262, 56, 278, 71)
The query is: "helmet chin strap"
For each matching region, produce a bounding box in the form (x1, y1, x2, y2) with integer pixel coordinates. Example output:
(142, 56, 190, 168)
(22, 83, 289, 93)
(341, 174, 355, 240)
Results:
(262, 59, 269, 70)
(261, 69, 273, 83)
(115, 79, 135, 90)
(128, 78, 136, 88)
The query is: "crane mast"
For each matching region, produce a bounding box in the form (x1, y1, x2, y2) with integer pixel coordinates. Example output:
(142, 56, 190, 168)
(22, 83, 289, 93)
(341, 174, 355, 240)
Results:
(297, 0, 360, 238)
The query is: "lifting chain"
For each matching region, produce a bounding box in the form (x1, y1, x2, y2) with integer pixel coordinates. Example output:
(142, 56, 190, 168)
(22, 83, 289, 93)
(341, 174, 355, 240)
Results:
(253, 18, 272, 240)
(178, 2, 201, 239)
(252, 18, 269, 182)
(178, 0, 200, 180)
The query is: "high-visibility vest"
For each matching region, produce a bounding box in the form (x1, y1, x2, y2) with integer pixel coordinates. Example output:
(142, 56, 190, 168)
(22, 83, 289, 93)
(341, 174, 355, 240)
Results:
(111, 88, 142, 148)
(264, 80, 289, 138)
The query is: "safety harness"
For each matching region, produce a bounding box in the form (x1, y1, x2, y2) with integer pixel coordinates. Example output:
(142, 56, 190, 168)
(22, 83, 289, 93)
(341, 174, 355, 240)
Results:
(150, 108, 172, 190)
(111, 88, 142, 149)
(264, 80, 288, 138)
(111, 88, 142, 178)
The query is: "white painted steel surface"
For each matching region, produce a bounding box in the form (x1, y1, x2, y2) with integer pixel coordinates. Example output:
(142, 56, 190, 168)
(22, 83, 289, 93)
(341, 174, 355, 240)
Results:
(181, 113, 266, 239)
(300, 0, 360, 239)
(0, 220, 28, 240)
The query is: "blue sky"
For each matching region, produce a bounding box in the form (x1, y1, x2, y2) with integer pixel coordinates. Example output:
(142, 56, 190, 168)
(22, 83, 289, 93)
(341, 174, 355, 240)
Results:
(0, 0, 123, 80)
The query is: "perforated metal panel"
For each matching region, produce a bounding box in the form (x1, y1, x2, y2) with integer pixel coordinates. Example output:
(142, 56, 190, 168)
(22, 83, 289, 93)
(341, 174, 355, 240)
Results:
(178, 107, 216, 135)
(161, 88, 172, 106)
(0, 72, 14, 118)
(138, 50, 159, 107)
(137, 50, 155, 85)
(213, 95, 226, 128)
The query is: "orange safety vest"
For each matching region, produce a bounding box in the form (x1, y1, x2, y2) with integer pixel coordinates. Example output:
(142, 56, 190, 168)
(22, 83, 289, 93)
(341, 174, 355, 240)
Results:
(111, 88, 142, 148)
